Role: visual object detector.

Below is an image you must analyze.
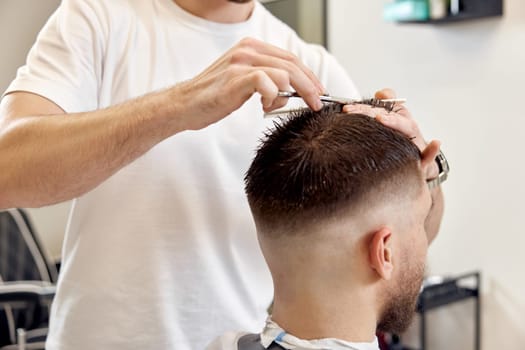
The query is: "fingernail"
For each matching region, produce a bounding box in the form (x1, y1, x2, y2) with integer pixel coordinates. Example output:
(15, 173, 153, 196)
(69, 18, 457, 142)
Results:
(379, 114, 389, 122)
(316, 100, 323, 110)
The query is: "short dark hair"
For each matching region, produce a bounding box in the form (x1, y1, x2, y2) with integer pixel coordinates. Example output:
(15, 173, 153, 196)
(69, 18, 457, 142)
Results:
(245, 105, 422, 234)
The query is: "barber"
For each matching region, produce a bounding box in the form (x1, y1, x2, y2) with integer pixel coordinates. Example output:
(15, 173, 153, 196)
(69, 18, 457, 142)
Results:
(0, 0, 444, 349)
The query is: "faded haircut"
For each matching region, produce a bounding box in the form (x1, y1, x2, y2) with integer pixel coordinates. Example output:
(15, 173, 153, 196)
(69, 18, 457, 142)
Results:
(244, 104, 423, 234)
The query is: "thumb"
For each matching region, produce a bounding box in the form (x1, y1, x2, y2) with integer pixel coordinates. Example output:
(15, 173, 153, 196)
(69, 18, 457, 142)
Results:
(375, 88, 397, 100)
(421, 140, 441, 179)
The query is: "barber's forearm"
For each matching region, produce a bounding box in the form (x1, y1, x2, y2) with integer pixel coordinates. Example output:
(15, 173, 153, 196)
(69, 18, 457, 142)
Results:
(0, 38, 327, 209)
(426, 186, 444, 244)
(0, 89, 184, 209)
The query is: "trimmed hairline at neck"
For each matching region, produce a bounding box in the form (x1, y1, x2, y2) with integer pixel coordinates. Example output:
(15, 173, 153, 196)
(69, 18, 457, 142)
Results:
(253, 172, 425, 239)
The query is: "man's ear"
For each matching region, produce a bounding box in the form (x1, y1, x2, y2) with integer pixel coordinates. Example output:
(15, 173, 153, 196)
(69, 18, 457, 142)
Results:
(368, 227, 394, 281)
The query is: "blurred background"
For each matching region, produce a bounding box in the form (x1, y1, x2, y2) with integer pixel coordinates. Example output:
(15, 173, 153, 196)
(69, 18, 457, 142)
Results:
(1, 0, 524, 349)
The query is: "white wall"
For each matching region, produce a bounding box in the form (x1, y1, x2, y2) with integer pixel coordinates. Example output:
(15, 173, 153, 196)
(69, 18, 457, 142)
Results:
(328, 0, 525, 348)
(1, 0, 67, 261)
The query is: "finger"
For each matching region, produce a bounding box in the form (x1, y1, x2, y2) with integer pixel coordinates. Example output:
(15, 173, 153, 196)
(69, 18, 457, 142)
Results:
(237, 37, 325, 95)
(256, 67, 293, 111)
(248, 54, 323, 110)
(237, 67, 304, 112)
(254, 74, 280, 112)
(373, 88, 413, 119)
(376, 113, 427, 151)
(421, 140, 441, 166)
(223, 65, 293, 113)
(421, 140, 441, 179)
(227, 69, 279, 112)
(343, 101, 407, 117)
(374, 88, 396, 100)
(391, 102, 412, 119)
(343, 103, 425, 148)
(344, 102, 412, 121)
(249, 39, 325, 94)
(233, 50, 323, 111)
(343, 103, 413, 130)
(343, 103, 391, 118)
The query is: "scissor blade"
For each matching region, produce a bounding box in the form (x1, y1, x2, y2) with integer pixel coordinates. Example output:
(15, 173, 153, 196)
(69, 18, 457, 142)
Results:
(319, 95, 357, 105)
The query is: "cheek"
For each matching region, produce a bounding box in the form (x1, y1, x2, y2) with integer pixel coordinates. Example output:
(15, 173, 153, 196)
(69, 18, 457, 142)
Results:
(416, 229, 428, 250)
(413, 226, 428, 254)
(414, 236, 428, 266)
(420, 230, 429, 255)
(400, 232, 427, 271)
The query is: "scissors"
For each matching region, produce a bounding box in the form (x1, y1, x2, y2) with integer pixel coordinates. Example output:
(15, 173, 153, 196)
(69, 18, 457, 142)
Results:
(264, 91, 406, 118)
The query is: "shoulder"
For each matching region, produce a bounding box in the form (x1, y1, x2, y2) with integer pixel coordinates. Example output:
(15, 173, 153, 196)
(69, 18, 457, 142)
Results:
(59, 0, 137, 15)
(57, 0, 149, 31)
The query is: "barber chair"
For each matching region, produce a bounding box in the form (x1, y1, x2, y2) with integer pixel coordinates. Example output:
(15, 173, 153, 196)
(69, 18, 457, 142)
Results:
(0, 209, 57, 350)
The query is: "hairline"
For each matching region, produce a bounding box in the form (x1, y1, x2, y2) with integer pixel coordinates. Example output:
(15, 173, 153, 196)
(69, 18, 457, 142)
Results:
(252, 166, 425, 238)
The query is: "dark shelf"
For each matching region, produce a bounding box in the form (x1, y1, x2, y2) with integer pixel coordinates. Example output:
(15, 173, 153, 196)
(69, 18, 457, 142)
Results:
(417, 272, 480, 312)
(417, 285, 478, 312)
(382, 272, 481, 350)
(414, 272, 481, 350)
(400, 12, 501, 24)
(396, 0, 502, 24)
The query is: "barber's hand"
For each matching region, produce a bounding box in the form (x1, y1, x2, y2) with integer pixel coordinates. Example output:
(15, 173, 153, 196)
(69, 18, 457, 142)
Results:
(173, 37, 324, 131)
(343, 88, 440, 180)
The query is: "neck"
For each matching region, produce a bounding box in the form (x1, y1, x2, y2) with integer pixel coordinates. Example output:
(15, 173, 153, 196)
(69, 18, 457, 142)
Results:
(173, 0, 255, 23)
(271, 284, 378, 343)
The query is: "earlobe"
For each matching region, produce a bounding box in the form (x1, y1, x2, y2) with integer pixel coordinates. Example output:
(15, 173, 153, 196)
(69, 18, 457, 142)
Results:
(369, 227, 394, 281)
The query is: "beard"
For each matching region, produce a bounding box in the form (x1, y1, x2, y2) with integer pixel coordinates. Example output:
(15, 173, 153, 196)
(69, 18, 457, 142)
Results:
(377, 257, 425, 335)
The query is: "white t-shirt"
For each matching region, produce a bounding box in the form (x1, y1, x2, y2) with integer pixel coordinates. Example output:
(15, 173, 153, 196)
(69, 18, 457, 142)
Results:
(5, 0, 359, 349)
(206, 318, 380, 350)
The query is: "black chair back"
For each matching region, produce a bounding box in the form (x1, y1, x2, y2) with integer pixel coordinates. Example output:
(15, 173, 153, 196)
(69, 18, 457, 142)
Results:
(0, 209, 57, 346)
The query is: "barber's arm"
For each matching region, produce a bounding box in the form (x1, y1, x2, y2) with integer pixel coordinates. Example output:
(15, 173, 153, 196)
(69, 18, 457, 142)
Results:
(0, 38, 324, 209)
(343, 88, 444, 243)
